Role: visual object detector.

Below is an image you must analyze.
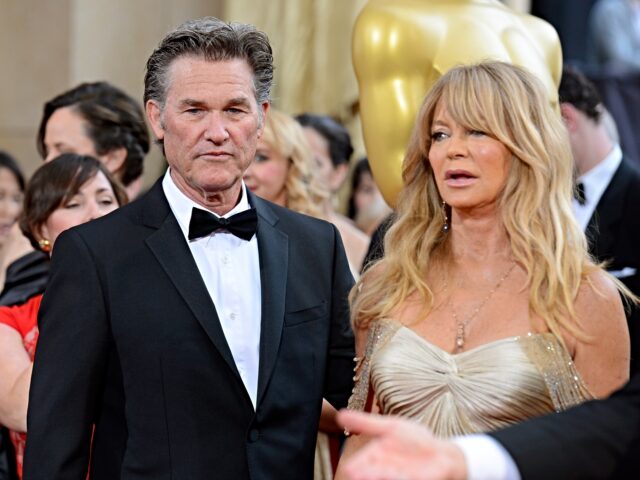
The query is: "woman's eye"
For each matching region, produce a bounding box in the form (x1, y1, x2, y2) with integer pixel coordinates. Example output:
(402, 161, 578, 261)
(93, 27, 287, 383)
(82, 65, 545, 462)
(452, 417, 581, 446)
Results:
(64, 203, 80, 209)
(100, 198, 115, 206)
(254, 153, 269, 163)
(469, 130, 487, 137)
(431, 132, 447, 142)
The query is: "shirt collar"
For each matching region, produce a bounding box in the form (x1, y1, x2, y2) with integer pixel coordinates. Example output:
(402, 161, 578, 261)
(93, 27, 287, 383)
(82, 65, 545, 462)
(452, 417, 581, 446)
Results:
(577, 144, 622, 201)
(162, 168, 251, 239)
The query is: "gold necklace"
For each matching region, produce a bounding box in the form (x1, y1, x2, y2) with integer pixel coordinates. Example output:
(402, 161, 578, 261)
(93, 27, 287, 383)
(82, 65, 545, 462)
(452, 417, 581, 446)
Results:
(450, 261, 517, 352)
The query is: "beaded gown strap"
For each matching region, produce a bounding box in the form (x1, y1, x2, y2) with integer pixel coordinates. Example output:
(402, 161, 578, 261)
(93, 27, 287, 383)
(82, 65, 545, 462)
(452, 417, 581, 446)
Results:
(519, 333, 595, 410)
(347, 319, 401, 411)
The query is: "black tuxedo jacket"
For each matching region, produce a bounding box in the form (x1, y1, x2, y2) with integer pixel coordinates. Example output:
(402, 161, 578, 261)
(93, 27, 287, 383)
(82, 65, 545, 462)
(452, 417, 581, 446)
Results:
(585, 159, 640, 373)
(491, 373, 640, 479)
(23, 182, 355, 480)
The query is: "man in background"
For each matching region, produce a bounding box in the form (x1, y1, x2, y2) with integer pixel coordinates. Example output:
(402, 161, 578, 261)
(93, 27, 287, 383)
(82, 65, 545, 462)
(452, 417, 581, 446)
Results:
(560, 67, 640, 373)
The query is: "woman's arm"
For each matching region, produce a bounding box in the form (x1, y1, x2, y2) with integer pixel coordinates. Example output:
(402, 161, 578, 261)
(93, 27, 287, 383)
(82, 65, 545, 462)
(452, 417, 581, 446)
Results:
(0, 324, 32, 432)
(573, 270, 631, 398)
(334, 322, 380, 480)
(319, 399, 341, 433)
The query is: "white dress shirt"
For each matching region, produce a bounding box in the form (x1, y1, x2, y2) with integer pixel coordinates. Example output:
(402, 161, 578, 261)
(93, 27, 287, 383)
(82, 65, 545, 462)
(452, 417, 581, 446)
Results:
(453, 435, 521, 480)
(162, 170, 262, 408)
(573, 144, 622, 231)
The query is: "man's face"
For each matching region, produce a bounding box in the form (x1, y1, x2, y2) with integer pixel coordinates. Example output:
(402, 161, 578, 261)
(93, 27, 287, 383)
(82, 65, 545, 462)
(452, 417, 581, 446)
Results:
(147, 56, 269, 205)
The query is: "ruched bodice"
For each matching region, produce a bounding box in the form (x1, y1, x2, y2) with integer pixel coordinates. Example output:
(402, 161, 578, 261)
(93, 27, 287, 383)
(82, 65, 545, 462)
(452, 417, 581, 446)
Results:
(349, 319, 593, 437)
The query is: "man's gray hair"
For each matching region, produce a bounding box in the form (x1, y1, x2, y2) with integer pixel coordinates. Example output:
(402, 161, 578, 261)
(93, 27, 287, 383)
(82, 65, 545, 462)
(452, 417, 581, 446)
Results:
(144, 17, 273, 108)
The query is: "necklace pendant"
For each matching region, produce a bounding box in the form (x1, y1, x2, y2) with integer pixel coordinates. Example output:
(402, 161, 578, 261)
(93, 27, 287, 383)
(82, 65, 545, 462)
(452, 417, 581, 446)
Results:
(455, 325, 465, 350)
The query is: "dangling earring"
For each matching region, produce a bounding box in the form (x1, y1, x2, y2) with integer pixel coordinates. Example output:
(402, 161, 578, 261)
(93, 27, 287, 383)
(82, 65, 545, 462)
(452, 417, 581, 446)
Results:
(38, 239, 51, 252)
(442, 200, 449, 232)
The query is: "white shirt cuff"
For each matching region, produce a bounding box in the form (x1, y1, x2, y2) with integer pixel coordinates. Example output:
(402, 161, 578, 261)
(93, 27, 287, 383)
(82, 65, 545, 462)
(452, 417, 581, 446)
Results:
(452, 434, 521, 480)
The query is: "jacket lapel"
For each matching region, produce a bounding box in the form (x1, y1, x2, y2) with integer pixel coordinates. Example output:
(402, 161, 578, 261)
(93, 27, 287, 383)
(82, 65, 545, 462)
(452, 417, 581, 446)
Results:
(142, 182, 241, 381)
(249, 192, 289, 405)
(586, 160, 630, 258)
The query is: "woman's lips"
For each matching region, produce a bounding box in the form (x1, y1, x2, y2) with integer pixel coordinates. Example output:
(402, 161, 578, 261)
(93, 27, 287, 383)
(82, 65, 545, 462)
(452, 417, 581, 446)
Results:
(444, 170, 477, 187)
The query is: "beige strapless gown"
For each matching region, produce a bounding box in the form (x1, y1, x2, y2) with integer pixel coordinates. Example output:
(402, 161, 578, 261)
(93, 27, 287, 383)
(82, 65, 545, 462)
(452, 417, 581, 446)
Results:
(348, 318, 593, 437)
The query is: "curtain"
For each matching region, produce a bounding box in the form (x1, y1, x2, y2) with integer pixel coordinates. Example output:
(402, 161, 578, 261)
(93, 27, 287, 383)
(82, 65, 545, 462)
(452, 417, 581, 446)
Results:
(223, 0, 368, 153)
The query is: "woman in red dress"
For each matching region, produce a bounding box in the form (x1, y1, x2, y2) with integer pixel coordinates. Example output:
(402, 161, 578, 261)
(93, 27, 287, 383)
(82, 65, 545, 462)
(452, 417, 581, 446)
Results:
(0, 154, 127, 478)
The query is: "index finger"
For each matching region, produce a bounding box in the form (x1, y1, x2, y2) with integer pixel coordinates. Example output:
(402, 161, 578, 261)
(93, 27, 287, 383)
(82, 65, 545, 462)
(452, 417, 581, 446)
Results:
(336, 409, 395, 437)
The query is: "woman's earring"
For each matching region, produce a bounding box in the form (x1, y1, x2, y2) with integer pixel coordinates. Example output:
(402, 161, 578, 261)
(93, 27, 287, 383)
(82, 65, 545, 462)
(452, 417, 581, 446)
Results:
(38, 239, 51, 252)
(442, 200, 449, 232)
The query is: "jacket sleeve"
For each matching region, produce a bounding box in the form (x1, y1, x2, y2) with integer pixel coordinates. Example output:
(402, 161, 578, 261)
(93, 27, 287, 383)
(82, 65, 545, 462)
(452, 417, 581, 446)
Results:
(23, 229, 110, 480)
(324, 224, 356, 410)
(490, 374, 640, 480)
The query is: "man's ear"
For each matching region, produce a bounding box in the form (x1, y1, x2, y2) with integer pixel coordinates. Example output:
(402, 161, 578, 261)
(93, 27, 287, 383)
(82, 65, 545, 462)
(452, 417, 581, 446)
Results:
(560, 103, 580, 133)
(257, 101, 270, 139)
(146, 100, 165, 141)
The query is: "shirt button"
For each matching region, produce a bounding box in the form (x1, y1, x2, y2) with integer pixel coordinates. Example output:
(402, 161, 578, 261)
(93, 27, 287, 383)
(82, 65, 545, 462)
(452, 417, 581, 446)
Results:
(248, 428, 260, 443)
(230, 313, 237, 320)
(222, 255, 229, 264)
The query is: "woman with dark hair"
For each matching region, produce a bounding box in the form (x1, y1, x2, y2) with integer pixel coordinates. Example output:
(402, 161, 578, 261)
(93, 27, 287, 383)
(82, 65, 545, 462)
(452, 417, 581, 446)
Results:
(0, 152, 32, 296)
(37, 81, 150, 199)
(347, 157, 392, 237)
(296, 113, 370, 273)
(0, 151, 28, 480)
(0, 154, 126, 479)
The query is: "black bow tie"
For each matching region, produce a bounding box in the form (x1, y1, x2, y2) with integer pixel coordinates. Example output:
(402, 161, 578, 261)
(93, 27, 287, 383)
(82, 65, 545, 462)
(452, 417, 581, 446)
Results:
(574, 182, 587, 206)
(188, 207, 258, 241)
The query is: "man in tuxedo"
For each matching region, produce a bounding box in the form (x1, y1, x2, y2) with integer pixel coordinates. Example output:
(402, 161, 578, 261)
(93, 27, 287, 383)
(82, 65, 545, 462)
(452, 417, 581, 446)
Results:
(23, 17, 354, 480)
(336, 373, 640, 479)
(560, 67, 640, 373)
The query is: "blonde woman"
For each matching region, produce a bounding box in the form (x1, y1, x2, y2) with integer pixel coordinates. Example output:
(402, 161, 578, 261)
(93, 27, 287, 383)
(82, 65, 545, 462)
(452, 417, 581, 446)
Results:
(336, 61, 631, 477)
(243, 108, 342, 479)
(243, 108, 327, 218)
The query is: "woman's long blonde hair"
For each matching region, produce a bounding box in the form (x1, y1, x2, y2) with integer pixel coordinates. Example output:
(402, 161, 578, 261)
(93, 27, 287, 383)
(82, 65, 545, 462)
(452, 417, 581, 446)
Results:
(352, 61, 597, 343)
(261, 108, 328, 217)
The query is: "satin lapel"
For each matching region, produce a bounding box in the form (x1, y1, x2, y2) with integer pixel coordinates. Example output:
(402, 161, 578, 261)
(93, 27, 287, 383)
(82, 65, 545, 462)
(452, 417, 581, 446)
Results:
(250, 193, 289, 405)
(142, 182, 241, 380)
(586, 161, 630, 257)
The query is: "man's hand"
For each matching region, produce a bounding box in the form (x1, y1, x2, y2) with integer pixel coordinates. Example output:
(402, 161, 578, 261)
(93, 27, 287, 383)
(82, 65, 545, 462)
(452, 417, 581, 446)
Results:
(337, 410, 468, 480)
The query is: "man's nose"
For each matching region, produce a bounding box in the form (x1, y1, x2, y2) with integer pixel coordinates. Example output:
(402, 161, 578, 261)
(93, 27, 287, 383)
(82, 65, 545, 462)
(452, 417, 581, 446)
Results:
(204, 113, 230, 143)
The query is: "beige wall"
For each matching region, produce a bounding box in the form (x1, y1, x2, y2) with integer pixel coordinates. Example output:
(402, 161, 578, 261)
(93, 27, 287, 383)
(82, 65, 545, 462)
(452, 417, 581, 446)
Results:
(0, 0, 223, 184)
(0, 0, 72, 176)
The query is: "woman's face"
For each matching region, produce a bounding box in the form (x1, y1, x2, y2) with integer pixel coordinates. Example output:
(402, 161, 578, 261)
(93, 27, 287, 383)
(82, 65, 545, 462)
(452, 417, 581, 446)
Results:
(39, 171, 119, 249)
(43, 107, 99, 162)
(44, 107, 128, 181)
(0, 167, 23, 243)
(243, 138, 289, 206)
(428, 101, 512, 214)
(302, 127, 343, 193)
(354, 171, 381, 215)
